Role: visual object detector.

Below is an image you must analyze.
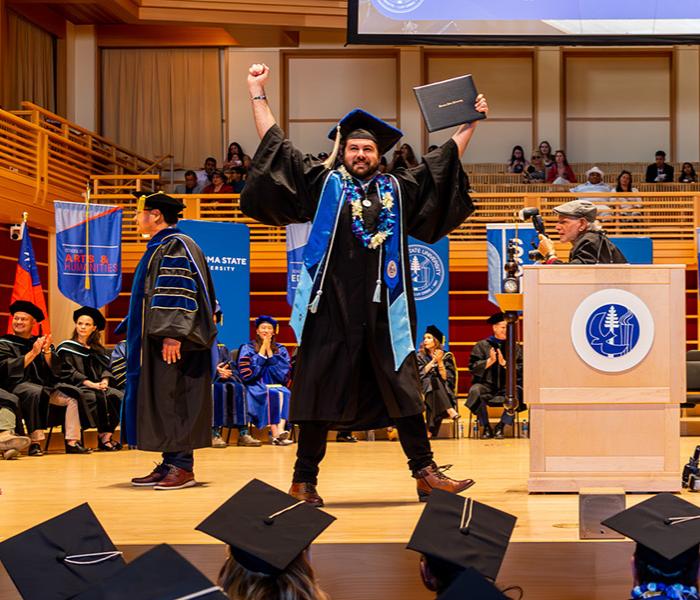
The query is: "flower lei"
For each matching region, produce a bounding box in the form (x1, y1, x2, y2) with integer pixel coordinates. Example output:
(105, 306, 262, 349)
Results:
(632, 583, 699, 599)
(338, 165, 395, 250)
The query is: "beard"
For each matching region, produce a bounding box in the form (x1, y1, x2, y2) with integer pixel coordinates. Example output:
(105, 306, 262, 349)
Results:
(343, 156, 379, 179)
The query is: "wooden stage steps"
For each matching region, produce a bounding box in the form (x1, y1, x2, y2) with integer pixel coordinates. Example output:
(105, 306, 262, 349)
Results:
(0, 437, 697, 599)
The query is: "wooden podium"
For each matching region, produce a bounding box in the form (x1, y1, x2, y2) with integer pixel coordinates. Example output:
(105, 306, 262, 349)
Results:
(523, 264, 685, 493)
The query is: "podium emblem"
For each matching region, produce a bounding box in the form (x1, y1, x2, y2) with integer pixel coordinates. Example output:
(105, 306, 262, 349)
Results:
(409, 243, 444, 300)
(571, 289, 654, 373)
(374, 0, 425, 14)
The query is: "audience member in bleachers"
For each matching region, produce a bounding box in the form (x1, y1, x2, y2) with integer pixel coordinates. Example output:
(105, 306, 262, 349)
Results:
(645, 150, 674, 183)
(56, 307, 123, 452)
(538, 140, 554, 169)
(679, 162, 697, 183)
(466, 313, 523, 440)
(408, 489, 517, 599)
(0, 387, 30, 460)
(212, 341, 261, 448)
(616, 170, 642, 217)
(223, 141, 250, 170)
(602, 493, 700, 600)
(174, 170, 204, 195)
(203, 170, 234, 194)
(536, 200, 627, 264)
(416, 325, 459, 438)
(237, 316, 293, 446)
(225, 166, 247, 193)
(0, 301, 87, 456)
(546, 150, 577, 184)
(523, 151, 545, 182)
(570, 166, 613, 218)
(197, 479, 334, 600)
(196, 156, 217, 187)
(109, 340, 127, 390)
(388, 142, 419, 172)
(506, 145, 529, 174)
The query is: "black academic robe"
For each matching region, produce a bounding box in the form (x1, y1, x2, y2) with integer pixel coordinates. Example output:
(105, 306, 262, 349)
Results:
(241, 124, 473, 428)
(568, 231, 627, 264)
(126, 232, 217, 452)
(416, 351, 457, 434)
(466, 338, 524, 413)
(0, 335, 82, 434)
(56, 340, 123, 434)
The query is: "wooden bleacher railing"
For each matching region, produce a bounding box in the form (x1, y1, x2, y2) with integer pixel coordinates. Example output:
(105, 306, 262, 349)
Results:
(0, 103, 170, 206)
(88, 182, 700, 271)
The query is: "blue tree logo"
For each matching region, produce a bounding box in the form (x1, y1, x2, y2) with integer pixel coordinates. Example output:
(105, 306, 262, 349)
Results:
(585, 303, 640, 358)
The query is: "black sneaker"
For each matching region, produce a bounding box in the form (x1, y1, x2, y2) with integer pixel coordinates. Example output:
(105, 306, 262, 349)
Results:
(336, 432, 358, 443)
(28, 442, 43, 456)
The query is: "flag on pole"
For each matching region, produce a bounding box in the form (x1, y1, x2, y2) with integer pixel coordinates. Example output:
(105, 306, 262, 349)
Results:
(7, 220, 50, 335)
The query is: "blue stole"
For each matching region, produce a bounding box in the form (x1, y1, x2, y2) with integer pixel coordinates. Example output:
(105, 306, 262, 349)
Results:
(121, 227, 217, 446)
(290, 170, 414, 371)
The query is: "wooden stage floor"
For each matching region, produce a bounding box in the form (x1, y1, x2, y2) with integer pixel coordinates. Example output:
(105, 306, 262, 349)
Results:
(2, 436, 700, 599)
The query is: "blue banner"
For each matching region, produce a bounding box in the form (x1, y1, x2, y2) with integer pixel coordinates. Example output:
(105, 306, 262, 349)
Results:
(286, 223, 312, 306)
(609, 237, 653, 264)
(54, 201, 122, 309)
(486, 223, 539, 308)
(409, 237, 449, 350)
(179, 220, 250, 350)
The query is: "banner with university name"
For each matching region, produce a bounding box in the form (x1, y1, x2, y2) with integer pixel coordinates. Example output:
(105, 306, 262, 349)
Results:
(286, 223, 312, 306)
(409, 236, 449, 349)
(486, 223, 539, 308)
(179, 220, 250, 350)
(55, 201, 122, 308)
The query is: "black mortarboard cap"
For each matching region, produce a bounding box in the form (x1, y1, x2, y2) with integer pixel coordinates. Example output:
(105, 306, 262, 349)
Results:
(0, 503, 125, 600)
(438, 567, 508, 600)
(196, 479, 336, 575)
(9, 300, 44, 322)
(73, 306, 106, 331)
(487, 312, 506, 325)
(132, 191, 185, 216)
(407, 489, 516, 581)
(602, 493, 700, 561)
(73, 544, 227, 600)
(425, 325, 445, 345)
(329, 109, 403, 156)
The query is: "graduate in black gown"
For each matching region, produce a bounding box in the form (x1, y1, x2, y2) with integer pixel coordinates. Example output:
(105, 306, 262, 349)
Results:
(241, 63, 487, 506)
(56, 307, 123, 451)
(124, 192, 217, 491)
(0, 300, 88, 455)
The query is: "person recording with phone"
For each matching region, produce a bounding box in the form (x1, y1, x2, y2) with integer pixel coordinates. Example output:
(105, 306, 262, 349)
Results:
(535, 200, 627, 264)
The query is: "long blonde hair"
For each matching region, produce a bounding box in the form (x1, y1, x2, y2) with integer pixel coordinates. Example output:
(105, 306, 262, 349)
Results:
(220, 548, 329, 600)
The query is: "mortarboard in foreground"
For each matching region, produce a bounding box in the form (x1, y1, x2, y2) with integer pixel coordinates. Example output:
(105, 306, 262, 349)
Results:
(196, 479, 336, 575)
(407, 489, 516, 581)
(0, 503, 124, 600)
(72, 544, 227, 600)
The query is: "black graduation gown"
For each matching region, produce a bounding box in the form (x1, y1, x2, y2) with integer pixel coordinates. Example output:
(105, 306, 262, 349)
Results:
(416, 351, 457, 434)
(241, 124, 473, 428)
(0, 334, 82, 434)
(128, 233, 217, 452)
(568, 230, 627, 264)
(56, 340, 123, 434)
(466, 338, 524, 413)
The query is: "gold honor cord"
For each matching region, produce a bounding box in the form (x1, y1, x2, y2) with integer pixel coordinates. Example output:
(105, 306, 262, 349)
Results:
(84, 183, 91, 290)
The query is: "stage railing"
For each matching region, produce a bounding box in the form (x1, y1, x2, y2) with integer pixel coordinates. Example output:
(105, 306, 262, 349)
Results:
(89, 189, 700, 270)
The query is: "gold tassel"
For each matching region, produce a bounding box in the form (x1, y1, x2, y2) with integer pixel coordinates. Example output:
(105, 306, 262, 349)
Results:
(323, 125, 341, 169)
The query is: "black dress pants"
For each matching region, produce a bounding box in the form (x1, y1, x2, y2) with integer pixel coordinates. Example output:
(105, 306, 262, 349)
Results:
(292, 413, 434, 484)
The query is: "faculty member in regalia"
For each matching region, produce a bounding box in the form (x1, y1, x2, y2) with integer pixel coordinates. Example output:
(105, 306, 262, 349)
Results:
(241, 63, 487, 506)
(123, 192, 217, 491)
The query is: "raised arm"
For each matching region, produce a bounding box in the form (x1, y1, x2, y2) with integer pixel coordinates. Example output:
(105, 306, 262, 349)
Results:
(450, 94, 489, 158)
(248, 63, 277, 139)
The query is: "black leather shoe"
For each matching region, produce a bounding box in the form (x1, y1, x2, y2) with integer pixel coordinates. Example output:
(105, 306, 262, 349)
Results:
(65, 441, 92, 454)
(494, 424, 505, 439)
(28, 442, 43, 456)
(98, 439, 122, 451)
